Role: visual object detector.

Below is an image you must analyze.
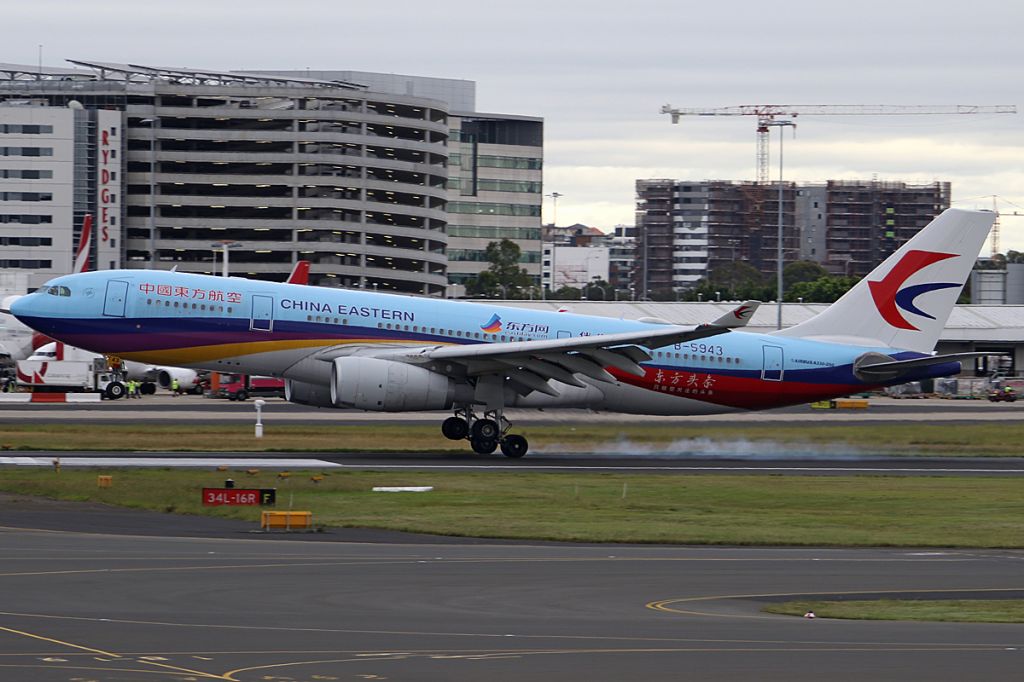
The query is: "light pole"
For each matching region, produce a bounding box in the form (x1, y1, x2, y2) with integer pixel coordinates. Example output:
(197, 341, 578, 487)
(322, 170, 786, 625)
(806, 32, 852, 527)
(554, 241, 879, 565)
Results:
(545, 191, 563, 227)
(765, 120, 796, 330)
(211, 241, 242, 277)
(254, 399, 265, 439)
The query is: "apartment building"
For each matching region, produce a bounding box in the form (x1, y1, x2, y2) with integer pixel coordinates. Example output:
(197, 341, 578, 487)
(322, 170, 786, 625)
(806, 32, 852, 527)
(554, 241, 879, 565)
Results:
(635, 178, 949, 297)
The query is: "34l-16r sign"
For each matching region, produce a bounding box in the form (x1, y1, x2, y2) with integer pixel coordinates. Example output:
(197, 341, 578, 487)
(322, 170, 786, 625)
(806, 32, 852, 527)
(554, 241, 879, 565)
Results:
(202, 488, 276, 506)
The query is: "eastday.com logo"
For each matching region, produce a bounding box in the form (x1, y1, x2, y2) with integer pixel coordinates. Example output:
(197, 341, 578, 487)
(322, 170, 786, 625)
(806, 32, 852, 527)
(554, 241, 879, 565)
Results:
(481, 314, 503, 333)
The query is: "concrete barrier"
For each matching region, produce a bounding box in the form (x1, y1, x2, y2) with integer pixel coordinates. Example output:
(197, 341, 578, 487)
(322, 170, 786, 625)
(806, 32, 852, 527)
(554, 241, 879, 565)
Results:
(0, 393, 102, 403)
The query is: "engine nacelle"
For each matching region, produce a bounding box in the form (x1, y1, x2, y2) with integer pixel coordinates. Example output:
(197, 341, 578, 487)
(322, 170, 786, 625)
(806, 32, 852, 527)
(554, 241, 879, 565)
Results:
(158, 367, 198, 390)
(331, 357, 454, 412)
(284, 378, 335, 408)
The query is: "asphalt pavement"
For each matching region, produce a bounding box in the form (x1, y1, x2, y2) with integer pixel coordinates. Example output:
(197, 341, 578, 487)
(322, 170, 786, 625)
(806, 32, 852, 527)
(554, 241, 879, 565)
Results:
(1, 394, 1022, 425)
(0, 506, 1022, 681)
(1, 393, 1023, 680)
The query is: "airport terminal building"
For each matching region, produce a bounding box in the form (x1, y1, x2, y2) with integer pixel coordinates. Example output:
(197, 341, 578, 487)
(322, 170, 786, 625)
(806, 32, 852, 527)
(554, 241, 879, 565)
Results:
(0, 61, 453, 295)
(257, 71, 545, 288)
(0, 62, 544, 296)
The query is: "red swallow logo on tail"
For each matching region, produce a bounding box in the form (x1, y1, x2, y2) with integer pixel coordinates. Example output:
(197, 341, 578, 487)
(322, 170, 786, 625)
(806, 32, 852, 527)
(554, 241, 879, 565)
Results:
(867, 250, 960, 331)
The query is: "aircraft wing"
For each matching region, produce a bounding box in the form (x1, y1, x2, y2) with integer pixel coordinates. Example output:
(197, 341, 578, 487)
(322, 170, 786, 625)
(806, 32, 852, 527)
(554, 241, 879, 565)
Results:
(374, 324, 730, 396)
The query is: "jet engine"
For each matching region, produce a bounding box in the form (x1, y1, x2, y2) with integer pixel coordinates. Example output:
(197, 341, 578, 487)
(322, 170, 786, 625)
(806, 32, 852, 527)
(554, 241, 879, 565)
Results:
(284, 379, 335, 408)
(158, 368, 198, 392)
(330, 357, 454, 412)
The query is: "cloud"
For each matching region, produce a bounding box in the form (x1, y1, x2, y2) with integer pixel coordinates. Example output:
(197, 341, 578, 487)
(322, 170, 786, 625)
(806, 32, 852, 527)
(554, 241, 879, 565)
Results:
(7, 0, 1023, 249)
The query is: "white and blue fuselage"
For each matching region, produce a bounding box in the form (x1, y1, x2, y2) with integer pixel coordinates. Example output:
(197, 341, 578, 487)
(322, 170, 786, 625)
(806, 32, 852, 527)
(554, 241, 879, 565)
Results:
(11, 269, 952, 416)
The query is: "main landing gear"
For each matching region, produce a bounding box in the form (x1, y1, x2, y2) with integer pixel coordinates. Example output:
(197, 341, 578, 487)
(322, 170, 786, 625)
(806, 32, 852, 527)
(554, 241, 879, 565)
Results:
(441, 406, 529, 458)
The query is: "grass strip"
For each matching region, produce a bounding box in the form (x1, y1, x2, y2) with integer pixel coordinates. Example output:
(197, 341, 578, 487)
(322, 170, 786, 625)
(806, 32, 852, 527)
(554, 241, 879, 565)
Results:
(1, 469, 1023, 547)
(764, 599, 1024, 623)
(1, 422, 1024, 455)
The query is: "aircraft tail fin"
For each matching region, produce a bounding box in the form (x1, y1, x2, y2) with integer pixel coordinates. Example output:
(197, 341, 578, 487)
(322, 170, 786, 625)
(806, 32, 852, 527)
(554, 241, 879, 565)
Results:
(72, 214, 93, 274)
(775, 208, 994, 353)
(287, 260, 311, 285)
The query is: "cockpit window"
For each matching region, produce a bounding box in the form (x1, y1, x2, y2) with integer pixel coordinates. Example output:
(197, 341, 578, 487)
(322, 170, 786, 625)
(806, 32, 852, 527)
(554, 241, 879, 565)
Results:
(46, 286, 71, 296)
(59, 286, 71, 297)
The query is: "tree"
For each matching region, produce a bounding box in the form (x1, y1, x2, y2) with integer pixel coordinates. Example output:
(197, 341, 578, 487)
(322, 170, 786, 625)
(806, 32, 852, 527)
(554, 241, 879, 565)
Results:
(683, 262, 773, 301)
(463, 239, 535, 298)
(975, 253, 1007, 270)
(583, 279, 613, 300)
(786, 275, 859, 303)
(550, 286, 581, 300)
(783, 261, 829, 289)
(708, 261, 765, 293)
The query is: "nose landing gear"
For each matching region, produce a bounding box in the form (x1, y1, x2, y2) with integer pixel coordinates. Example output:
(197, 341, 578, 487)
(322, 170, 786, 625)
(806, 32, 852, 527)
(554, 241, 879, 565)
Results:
(440, 405, 529, 458)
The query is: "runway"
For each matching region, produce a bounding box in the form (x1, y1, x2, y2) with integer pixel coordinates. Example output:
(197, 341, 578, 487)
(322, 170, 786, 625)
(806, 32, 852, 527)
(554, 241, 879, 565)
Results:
(0, 513, 1022, 681)
(1, 394, 1022, 425)
(4, 394, 1023, 476)
(5, 452, 1024, 476)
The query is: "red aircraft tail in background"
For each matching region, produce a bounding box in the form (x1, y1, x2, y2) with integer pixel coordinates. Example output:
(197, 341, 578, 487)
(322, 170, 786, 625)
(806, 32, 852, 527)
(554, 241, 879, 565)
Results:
(72, 214, 93, 274)
(286, 260, 310, 285)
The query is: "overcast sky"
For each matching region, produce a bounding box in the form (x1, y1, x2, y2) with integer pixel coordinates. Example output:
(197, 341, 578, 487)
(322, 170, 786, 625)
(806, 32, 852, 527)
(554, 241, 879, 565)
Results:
(9, 0, 1024, 250)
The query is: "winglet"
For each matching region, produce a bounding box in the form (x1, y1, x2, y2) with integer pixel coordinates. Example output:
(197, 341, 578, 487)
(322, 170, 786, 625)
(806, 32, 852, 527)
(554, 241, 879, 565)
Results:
(710, 300, 760, 328)
(287, 260, 311, 285)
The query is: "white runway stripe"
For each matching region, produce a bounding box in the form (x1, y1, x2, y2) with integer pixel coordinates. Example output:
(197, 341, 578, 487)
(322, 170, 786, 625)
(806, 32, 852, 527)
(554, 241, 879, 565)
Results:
(0, 457, 342, 468)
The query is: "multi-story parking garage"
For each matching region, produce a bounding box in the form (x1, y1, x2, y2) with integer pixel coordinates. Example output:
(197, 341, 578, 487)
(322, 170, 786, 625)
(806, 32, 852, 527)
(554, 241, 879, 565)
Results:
(0, 61, 452, 295)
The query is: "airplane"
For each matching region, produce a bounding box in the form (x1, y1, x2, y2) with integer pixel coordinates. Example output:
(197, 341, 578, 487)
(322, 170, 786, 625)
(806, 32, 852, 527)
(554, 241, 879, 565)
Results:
(6, 209, 994, 457)
(2, 224, 308, 388)
(287, 260, 310, 286)
(0, 214, 94, 361)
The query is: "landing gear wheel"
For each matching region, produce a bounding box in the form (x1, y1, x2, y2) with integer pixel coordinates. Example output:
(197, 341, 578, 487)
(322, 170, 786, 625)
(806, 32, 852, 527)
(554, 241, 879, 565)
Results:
(441, 416, 469, 440)
(104, 381, 126, 400)
(471, 418, 500, 441)
(470, 437, 498, 455)
(141, 382, 156, 395)
(500, 434, 529, 458)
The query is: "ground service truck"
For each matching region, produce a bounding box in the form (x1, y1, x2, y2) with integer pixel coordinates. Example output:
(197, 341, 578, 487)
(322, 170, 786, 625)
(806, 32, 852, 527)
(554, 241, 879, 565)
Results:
(16, 356, 127, 399)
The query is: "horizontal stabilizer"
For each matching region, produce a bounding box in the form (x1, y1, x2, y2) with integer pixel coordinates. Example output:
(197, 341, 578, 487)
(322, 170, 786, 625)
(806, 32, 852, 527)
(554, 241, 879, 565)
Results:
(854, 351, 996, 381)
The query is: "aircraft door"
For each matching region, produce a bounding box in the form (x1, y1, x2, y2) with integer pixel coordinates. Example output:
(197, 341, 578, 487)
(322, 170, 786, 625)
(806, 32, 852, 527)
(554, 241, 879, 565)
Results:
(761, 345, 784, 381)
(557, 330, 572, 339)
(250, 294, 274, 332)
(102, 280, 129, 317)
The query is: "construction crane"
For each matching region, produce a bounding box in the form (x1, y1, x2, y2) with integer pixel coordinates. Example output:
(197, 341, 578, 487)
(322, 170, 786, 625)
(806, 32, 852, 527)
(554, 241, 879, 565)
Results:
(955, 195, 1024, 257)
(660, 104, 1018, 184)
